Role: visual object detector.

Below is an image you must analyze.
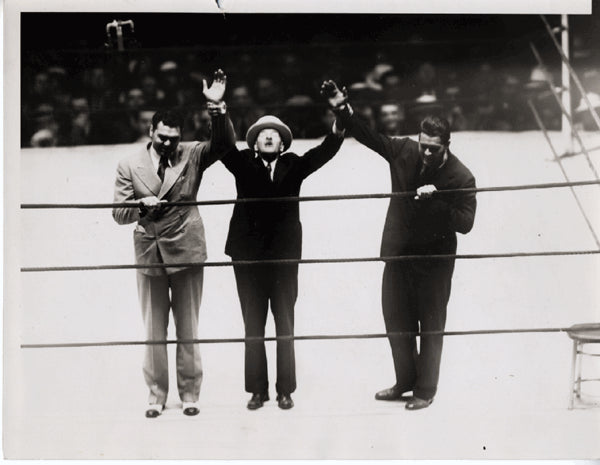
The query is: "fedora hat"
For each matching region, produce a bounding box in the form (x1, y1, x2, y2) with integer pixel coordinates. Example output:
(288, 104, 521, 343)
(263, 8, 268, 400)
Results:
(246, 115, 293, 152)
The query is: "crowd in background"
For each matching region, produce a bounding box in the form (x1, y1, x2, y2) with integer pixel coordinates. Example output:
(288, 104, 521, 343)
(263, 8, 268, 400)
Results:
(22, 35, 600, 148)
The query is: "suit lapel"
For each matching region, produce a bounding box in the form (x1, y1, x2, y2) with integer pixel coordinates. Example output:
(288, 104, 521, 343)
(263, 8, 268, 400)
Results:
(254, 155, 272, 182)
(158, 145, 188, 198)
(272, 155, 289, 185)
(135, 145, 161, 196)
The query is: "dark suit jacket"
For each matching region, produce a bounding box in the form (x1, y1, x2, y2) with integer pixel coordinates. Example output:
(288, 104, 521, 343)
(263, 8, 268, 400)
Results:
(112, 114, 235, 275)
(221, 133, 344, 260)
(340, 111, 476, 256)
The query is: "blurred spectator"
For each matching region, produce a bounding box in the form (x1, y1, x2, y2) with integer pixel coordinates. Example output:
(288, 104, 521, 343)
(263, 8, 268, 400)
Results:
(112, 88, 149, 143)
(525, 65, 561, 131)
(376, 102, 407, 136)
(22, 35, 587, 147)
(281, 95, 330, 139)
(136, 109, 155, 142)
(30, 128, 58, 148)
(493, 74, 531, 131)
(28, 71, 53, 106)
(229, 84, 264, 140)
(380, 71, 404, 103)
(254, 76, 285, 114)
(140, 75, 165, 108)
(83, 66, 119, 113)
(412, 61, 440, 102)
(183, 108, 212, 142)
(405, 94, 445, 134)
(29, 103, 61, 144)
(68, 97, 93, 145)
(574, 92, 600, 131)
(364, 62, 394, 91)
(159, 61, 185, 107)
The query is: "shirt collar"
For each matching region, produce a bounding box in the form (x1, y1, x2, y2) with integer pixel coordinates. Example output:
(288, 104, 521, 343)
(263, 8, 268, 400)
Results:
(255, 153, 279, 168)
(149, 144, 173, 167)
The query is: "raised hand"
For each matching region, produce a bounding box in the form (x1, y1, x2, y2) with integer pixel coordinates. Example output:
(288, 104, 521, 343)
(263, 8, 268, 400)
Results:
(320, 80, 348, 110)
(203, 69, 227, 103)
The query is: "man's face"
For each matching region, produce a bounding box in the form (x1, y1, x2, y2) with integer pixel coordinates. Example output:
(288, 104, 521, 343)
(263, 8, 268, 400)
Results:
(418, 132, 446, 167)
(255, 128, 283, 159)
(232, 86, 252, 107)
(379, 104, 402, 131)
(150, 121, 181, 158)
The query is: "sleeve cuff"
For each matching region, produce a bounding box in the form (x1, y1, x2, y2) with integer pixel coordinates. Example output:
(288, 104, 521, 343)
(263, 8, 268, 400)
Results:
(332, 120, 346, 137)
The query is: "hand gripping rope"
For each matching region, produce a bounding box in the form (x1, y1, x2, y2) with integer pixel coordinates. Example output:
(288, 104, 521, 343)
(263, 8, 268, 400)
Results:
(20, 179, 600, 349)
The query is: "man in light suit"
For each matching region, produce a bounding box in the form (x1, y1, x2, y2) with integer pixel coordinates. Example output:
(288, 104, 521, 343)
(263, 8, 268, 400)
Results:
(221, 114, 345, 410)
(112, 70, 235, 418)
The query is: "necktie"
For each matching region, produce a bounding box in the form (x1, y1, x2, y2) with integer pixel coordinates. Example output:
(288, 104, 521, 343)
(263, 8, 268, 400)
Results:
(266, 162, 273, 181)
(157, 155, 169, 182)
(419, 161, 434, 181)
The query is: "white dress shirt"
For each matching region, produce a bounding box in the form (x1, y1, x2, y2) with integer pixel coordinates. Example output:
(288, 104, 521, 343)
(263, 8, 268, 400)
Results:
(149, 145, 172, 172)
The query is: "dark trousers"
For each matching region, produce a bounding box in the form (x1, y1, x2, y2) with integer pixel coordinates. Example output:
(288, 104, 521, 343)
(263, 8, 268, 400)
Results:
(233, 262, 298, 395)
(382, 259, 455, 400)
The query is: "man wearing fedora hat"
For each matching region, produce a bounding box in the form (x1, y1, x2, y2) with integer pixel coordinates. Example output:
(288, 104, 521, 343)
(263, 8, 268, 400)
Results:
(221, 114, 345, 410)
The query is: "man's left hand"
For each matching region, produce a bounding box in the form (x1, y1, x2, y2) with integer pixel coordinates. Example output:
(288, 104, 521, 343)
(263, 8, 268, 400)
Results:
(320, 80, 348, 110)
(203, 69, 227, 103)
(415, 184, 437, 199)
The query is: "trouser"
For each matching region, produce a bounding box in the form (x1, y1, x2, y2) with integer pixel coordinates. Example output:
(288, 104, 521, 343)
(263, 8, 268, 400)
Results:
(233, 262, 298, 395)
(136, 267, 204, 405)
(382, 259, 455, 400)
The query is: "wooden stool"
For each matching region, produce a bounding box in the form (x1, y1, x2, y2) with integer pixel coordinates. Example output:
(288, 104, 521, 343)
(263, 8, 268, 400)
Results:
(567, 323, 600, 409)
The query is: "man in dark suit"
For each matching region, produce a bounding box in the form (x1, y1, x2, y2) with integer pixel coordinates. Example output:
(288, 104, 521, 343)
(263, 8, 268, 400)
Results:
(112, 70, 235, 418)
(221, 114, 345, 410)
(322, 80, 476, 410)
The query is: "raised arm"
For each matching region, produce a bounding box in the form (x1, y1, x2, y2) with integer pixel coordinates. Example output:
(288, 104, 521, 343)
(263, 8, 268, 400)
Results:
(320, 80, 395, 162)
(296, 128, 344, 179)
(196, 69, 237, 172)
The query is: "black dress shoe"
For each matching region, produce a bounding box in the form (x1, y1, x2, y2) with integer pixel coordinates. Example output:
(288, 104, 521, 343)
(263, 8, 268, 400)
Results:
(145, 404, 164, 418)
(276, 393, 294, 410)
(247, 392, 269, 410)
(182, 401, 200, 416)
(375, 385, 409, 401)
(405, 396, 433, 410)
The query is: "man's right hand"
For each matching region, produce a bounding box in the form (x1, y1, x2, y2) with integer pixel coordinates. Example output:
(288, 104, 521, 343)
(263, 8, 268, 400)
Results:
(139, 196, 166, 218)
(320, 80, 348, 110)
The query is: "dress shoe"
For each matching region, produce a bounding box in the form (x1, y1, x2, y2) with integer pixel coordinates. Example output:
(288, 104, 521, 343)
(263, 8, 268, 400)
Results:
(375, 385, 410, 401)
(182, 401, 200, 416)
(405, 396, 433, 410)
(145, 404, 164, 418)
(247, 392, 269, 410)
(276, 393, 294, 410)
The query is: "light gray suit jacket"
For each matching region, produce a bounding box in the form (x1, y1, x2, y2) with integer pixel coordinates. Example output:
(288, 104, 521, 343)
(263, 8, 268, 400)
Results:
(112, 114, 235, 275)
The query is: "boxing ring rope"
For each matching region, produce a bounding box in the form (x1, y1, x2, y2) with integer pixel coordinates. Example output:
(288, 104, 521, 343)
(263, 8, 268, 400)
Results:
(540, 14, 600, 133)
(19, 250, 600, 273)
(20, 135, 600, 350)
(21, 327, 579, 350)
(20, 179, 600, 210)
(529, 42, 600, 182)
(528, 100, 600, 249)
(20, 175, 600, 348)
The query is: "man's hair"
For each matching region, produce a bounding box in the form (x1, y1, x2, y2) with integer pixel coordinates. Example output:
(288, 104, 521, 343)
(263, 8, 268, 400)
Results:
(151, 109, 185, 131)
(420, 115, 451, 145)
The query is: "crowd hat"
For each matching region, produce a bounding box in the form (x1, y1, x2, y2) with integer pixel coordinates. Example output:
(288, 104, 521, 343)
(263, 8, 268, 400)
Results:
(246, 115, 293, 152)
